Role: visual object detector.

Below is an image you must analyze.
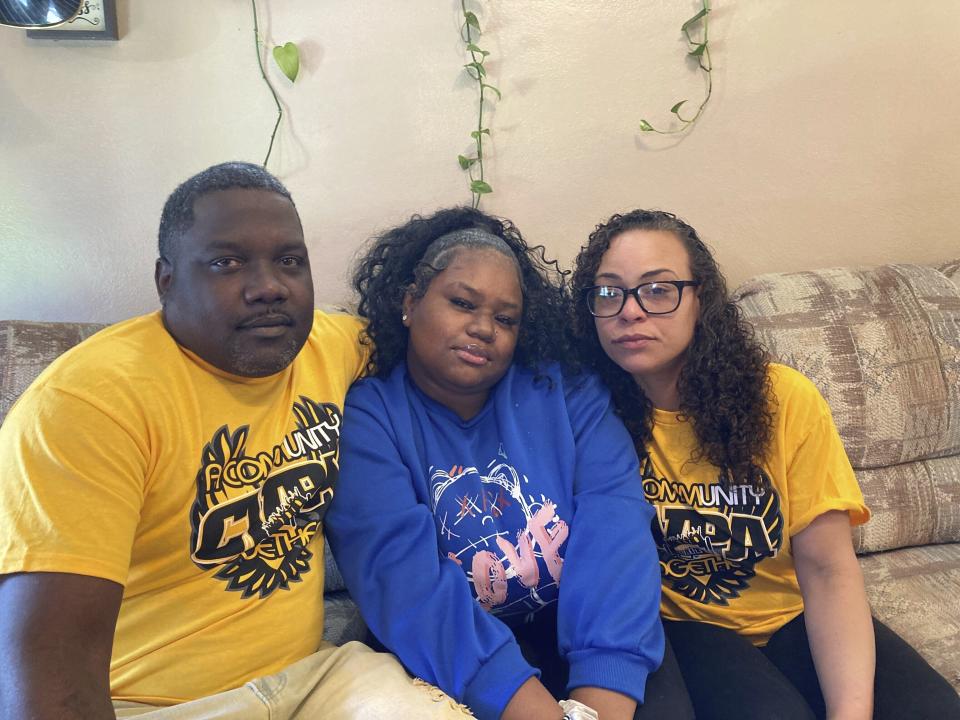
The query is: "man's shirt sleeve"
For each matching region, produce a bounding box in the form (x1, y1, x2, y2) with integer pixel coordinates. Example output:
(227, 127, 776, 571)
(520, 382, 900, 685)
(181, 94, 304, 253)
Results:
(0, 383, 146, 584)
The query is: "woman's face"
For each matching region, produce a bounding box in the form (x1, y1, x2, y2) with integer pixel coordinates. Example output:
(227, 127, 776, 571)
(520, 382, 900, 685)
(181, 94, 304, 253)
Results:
(592, 229, 700, 408)
(403, 247, 523, 420)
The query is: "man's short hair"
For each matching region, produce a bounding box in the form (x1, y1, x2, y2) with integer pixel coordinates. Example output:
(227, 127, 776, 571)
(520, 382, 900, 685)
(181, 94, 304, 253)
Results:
(158, 161, 297, 261)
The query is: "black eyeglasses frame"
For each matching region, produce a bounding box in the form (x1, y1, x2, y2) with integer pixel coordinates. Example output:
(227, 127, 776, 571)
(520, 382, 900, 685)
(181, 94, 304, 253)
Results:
(583, 280, 700, 318)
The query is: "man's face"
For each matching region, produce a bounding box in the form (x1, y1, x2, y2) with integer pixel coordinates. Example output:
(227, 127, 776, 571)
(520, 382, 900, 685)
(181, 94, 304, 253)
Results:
(156, 188, 315, 377)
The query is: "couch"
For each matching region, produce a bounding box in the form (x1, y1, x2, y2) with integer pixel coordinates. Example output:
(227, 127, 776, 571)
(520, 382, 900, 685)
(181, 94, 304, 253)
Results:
(732, 259, 960, 693)
(2, 259, 958, 693)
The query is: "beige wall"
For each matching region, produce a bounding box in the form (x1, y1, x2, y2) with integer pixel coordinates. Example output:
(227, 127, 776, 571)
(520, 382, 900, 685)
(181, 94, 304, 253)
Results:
(1, 1, 958, 322)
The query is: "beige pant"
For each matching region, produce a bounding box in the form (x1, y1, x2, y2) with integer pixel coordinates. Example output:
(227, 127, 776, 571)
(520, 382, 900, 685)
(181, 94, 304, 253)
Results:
(113, 641, 474, 719)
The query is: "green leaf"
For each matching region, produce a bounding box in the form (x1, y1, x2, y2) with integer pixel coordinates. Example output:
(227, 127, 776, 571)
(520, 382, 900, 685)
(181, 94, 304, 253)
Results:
(464, 61, 487, 78)
(670, 100, 687, 115)
(482, 83, 502, 100)
(272, 42, 300, 82)
(466, 43, 490, 56)
(464, 11, 481, 31)
(470, 180, 493, 194)
(688, 43, 707, 57)
(639, 119, 655, 132)
(681, 8, 709, 32)
(470, 129, 491, 139)
(458, 155, 477, 170)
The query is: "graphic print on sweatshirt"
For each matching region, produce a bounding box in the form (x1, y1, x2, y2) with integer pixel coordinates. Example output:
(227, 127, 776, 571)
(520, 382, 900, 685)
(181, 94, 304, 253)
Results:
(189, 397, 342, 598)
(640, 455, 784, 605)
(431, 453, 569, 622)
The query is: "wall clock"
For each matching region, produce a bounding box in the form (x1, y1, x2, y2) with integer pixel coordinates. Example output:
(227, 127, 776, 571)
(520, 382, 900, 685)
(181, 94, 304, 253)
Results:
(27, 0, 118, 40)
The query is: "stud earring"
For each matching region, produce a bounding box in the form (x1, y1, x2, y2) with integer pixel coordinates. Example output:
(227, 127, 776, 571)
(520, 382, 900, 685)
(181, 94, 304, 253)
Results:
(402, 313, 408, 322)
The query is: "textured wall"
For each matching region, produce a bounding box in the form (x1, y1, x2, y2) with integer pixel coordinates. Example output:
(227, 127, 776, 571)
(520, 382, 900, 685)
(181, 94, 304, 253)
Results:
(1, 1, 959, 322)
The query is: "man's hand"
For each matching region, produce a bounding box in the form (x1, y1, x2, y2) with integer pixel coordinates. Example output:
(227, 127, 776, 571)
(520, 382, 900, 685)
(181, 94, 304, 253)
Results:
(0, 572, 122, 720)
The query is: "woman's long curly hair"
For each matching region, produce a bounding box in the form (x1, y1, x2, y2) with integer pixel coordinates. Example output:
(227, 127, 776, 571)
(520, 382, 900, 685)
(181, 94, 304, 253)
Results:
(572, 209, 774, 489)
(354, 206, 579, 379)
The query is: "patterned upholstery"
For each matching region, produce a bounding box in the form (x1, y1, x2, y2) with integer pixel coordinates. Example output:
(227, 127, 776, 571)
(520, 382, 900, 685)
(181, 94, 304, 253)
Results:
(860, 543, 960, 689)
(851, 459, 960, 553)
(0, 318, 366, 643)
(0, 320, 106, 420)
(732, 261, 960, 692)
(732, 263, 960, 553)
(940, 259, 960, 286)
(733, 265, 960, 471)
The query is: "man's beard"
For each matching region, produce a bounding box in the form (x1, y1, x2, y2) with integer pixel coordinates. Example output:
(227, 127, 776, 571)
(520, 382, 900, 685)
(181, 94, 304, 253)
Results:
(227, 335, 303, 377)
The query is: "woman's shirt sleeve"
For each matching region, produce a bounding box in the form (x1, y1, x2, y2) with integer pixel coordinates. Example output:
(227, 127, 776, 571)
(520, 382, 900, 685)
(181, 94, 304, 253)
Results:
(773, 365, 870, 536)
(556, 373, 665, 702)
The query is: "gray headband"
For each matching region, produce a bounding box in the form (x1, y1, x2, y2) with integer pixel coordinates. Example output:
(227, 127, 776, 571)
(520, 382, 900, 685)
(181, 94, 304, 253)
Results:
(422, 227, 515, 264)
(406, 226, 526, 301)
(420, 227, 523, 283)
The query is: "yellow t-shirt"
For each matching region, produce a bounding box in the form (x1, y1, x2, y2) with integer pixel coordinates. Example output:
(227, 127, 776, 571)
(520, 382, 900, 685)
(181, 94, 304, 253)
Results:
(0, 310, 366, 704)
(641, 363, 870, 645)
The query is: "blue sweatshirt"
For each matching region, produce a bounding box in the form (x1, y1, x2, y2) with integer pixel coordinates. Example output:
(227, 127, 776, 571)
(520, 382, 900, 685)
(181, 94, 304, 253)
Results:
(325, 363, 663, 720)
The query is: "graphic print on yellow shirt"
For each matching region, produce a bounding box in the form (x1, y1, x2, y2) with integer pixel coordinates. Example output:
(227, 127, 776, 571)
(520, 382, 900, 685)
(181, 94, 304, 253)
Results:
(190, 397, 342, 598)
(639, 364, 870, 644)
(641, 455, 784, 606)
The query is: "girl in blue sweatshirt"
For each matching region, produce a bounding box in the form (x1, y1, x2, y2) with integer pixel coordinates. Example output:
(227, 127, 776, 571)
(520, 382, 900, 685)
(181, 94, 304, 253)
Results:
(325, 207, 664, 720)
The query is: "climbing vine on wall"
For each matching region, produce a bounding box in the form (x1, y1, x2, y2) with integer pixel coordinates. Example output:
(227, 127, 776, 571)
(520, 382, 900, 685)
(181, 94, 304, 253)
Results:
(458, 1, 501, 208)
(251, 0, 300, 168)
(639, 0, 712, 135)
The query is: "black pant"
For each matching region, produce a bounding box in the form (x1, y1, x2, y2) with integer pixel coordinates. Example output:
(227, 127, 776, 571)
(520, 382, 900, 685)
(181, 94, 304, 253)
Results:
(639, 614, 960, 719)
(513, 606, 688, 720)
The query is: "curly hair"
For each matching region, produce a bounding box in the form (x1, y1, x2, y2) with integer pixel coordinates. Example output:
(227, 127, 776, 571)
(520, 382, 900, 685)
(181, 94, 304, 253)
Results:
(353, 206, 579, 380)
(572, 209, 774, 489)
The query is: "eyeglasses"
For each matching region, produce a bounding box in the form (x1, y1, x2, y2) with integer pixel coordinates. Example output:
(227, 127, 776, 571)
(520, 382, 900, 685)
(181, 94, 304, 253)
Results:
(583, 280, 699, 317)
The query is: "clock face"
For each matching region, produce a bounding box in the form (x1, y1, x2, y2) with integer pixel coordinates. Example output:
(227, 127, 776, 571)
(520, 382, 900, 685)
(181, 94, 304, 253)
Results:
(61, 2, 106, 31)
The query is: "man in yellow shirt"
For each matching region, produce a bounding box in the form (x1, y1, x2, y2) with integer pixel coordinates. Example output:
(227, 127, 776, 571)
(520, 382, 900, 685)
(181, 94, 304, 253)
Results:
(0, 162, 472, 719)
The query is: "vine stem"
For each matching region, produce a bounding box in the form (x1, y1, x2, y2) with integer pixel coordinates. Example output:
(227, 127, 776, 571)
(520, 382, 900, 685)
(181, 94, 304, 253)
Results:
(675, 46, 712, 127)
(642, 0, 712, 135)
(252, 0, 283, 167)
(462, 0, 484, 208)
(677, 4, 712, 126)
(475, 84, 486, 210)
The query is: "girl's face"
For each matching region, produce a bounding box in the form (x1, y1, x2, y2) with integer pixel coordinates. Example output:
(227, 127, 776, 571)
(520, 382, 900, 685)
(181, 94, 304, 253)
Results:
(592, 229, 700, 408)
(403, 247, 523, 420)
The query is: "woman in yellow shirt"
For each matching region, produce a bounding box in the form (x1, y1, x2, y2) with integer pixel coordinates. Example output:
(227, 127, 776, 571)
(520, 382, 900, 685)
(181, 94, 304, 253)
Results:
(571, 209, 959, 720)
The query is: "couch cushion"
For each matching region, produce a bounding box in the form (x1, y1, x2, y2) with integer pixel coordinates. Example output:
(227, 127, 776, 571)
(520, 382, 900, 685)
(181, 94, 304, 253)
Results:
(859, 543, 960, 692)
(0, 320, 107, 424)
(323, 538, 347, 593)
(733, 264, 960, 471)
(852, 456, 960, 553)
(322, 589, 368, 644)
(940, 259, 960, 289)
